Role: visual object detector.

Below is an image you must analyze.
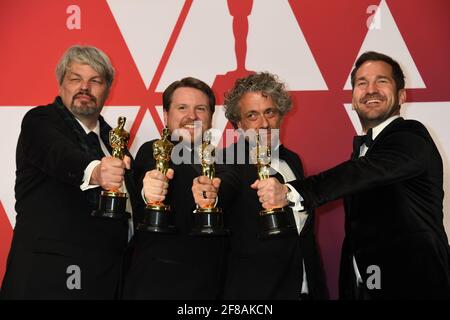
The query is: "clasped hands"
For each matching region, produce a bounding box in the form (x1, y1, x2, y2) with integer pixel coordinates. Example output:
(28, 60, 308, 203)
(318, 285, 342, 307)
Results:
(141, 168, 288, 210)
(140, 169, 220, 207)
(193, 176, 288, 209)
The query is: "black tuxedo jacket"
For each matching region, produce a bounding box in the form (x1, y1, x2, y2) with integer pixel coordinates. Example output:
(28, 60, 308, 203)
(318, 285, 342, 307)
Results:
(296, 118, 450, 299)
(0, 98, 139, 299)
(223, 141, 327, 299)
(122, 140, 236, 299)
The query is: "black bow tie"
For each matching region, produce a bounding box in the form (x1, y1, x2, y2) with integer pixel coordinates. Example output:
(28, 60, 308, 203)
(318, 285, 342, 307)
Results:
(352, 128, 373, 156)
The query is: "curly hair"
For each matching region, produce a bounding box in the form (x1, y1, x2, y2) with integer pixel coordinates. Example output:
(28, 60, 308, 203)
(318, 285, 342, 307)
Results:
(224, 72, 292, 128)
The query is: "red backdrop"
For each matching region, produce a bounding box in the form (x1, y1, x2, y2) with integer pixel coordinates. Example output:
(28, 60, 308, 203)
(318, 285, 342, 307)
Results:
(1, 0, 449, 299)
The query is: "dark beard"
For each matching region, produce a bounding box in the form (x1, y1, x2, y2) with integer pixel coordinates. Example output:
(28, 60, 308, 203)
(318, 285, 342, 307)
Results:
(69, 101, 101, 117)
(69, 92, 101, 117)
(358, 103, 401, 129)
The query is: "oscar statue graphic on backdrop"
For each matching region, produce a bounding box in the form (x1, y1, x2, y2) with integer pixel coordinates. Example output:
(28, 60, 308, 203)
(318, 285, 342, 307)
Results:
(213, 0, 255, 91)
(92, 116, 130, 219)
(137, 127, 176, 233)
(190, 130, 228, 236)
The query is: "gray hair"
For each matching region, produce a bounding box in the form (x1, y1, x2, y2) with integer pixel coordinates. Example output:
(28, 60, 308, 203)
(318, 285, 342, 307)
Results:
(55, 45, 115, 89)
(224, 72, 292, 128)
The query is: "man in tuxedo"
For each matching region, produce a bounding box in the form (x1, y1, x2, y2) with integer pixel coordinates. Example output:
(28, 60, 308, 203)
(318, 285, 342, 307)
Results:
(215, 72, 327, 299)
(122, 77, 235, 299)
(295, 51, 450, 299)
(0, 45, 138, 299)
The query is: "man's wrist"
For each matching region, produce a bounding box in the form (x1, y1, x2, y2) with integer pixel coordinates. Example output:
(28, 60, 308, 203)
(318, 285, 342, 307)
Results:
(81, 160, 101, 190)
(285, 185, 295, 207)
(284, 183, 305, 211)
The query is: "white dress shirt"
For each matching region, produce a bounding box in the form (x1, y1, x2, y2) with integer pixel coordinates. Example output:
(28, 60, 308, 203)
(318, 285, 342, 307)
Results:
(270, 157, 309, 295)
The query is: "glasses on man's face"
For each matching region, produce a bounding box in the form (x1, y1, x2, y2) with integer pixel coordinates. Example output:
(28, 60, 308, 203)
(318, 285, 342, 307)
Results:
(244, 107, 279, 122)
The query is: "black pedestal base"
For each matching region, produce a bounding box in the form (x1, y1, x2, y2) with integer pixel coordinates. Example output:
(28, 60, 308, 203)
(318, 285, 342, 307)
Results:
(258, 208, 296, 238)
(136, 204, 176, 234)
(190, 208, 228, 236)
(91, 191, 130, 219)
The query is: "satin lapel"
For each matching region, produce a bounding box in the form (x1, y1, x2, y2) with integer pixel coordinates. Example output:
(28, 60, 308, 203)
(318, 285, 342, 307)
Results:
(53, 98, 91, 154)
(346, 118, 404, 217)
(277, 145, 301, 231)
(279, 145, 301, 180)
(98, 115, 113, 155)
(365, 117, 404, 155)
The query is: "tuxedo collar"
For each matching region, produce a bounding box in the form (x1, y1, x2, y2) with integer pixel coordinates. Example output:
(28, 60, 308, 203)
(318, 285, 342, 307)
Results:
(53, 96, 112, 155)
(354, 117, 404, 159)
(365, 115, 401, 140)
(368, 117, 404, 146)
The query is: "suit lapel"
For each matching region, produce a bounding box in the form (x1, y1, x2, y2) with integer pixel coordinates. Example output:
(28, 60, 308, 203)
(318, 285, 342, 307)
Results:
(277, 145, 302, 233)
(98, 115, 113, 155)
(279, 145, 301, 180)
(364, 117, 404, 156)
(346, 117, 404, 220)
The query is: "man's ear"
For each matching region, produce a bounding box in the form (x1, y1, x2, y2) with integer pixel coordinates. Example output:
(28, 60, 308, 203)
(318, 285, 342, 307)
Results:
(163, 110, 168, 126)
(398, 89, 406, 105)
(351, 97, 357, 110)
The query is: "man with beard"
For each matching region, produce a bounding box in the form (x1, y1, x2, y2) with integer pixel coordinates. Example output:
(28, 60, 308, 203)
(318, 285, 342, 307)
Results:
(0, 45, 138, 299)
(295, 51, 450, 299)
(212, 72, 327, 299)
(122, 77, 235, 299)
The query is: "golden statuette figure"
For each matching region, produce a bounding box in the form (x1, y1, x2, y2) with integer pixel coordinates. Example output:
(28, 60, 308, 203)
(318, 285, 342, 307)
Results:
(191, 130, 227, 236)
(199, 130, 216, 182)
(153, 127, 173, 176)
(251, 131, 295, 238)
(250, 132, 272, 181)
(91, 116, 130, 219)
(255, 144, 271, 180)
(110, 116, 130, 160)
(137, 126, 176, 233)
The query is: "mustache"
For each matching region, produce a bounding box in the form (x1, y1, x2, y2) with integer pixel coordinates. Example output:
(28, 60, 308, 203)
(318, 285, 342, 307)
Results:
(179, 120, 201, 128)
(360, 93, 386, 104)
(73, 91, 96, 103)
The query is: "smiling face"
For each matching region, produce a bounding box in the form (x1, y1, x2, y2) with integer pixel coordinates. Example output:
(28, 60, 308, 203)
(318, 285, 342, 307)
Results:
(164, 87, 212, 143)
(59, 62, 109, 119)
(352, 60, 406, 131)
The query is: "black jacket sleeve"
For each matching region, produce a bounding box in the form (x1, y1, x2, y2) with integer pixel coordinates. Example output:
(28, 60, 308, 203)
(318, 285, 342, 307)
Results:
(18, 106, 95, 187)
(293, 126, 432, 209)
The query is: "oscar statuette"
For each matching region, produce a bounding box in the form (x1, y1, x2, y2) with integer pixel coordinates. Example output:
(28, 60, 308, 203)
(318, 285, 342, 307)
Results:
(252, 131, 295, 238)
(92, 116, 130, 219)
(137, 127, 176, 233)
(190, 130, 228, 236)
